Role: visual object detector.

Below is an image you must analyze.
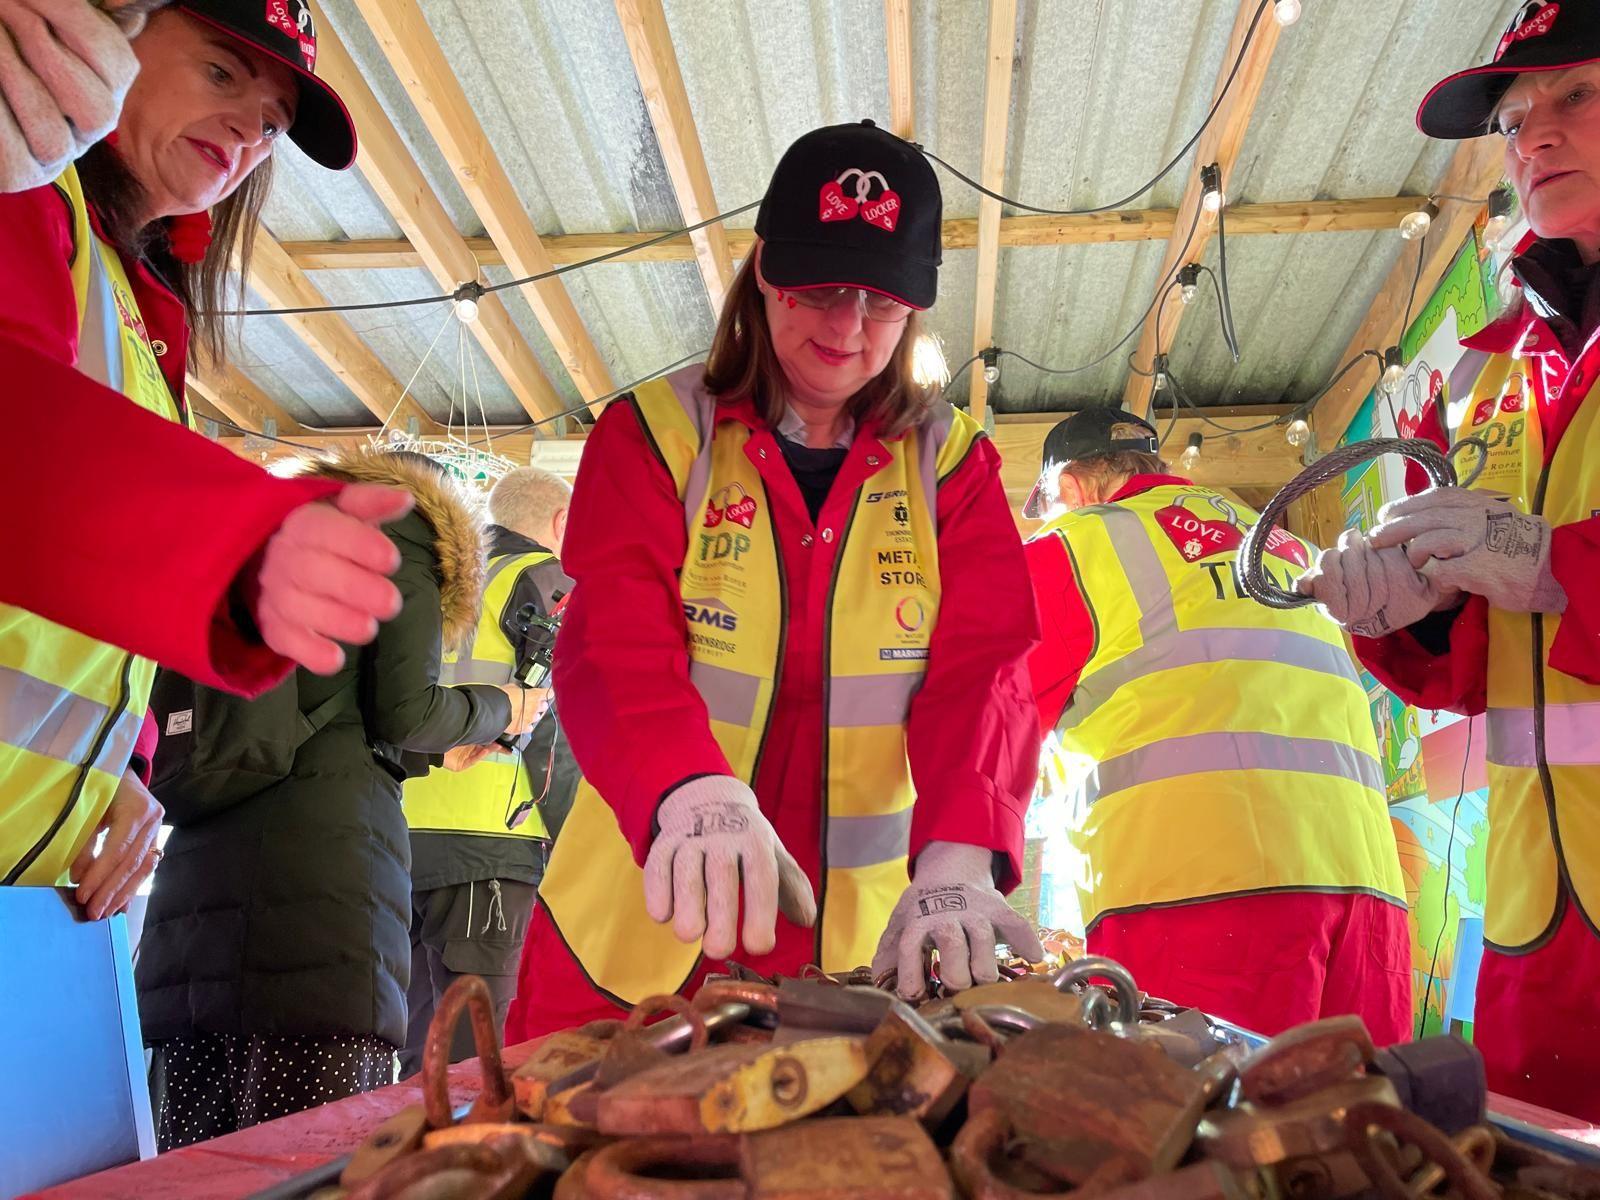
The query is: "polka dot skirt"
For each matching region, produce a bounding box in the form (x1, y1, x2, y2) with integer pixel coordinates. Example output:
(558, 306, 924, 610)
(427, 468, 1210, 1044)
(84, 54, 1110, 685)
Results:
(150, 1033, 395, 1152)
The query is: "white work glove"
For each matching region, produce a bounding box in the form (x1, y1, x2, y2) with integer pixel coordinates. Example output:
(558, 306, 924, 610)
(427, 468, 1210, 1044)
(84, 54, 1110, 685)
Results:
(1368, 488, 1567, 615)
(1294, 526, 1461, 638)
(0, 0, 146, 194)
(872, 841, 1045, 1001)
(644, 776, 817, 960)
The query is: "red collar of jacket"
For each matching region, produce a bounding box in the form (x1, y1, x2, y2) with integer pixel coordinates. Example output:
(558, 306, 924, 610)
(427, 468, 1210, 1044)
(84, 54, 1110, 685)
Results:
(1107, 472, 1193, 502)
(83, 203, 192, 404)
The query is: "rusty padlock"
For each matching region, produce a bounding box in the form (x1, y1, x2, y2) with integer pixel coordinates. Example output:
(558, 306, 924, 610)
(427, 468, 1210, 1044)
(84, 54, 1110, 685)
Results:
(340, 1105, 430, 1188)
(741, 1115, 953, 1199)
(774, 977, 895, 1038)
(966, 1021, 1209, 1187)
(422, 1121, 608, 1157)
(596, 1036, 869, 1135)
(1237, 1015, 1375, 1107)
(423, 975, 516, 1130)
(847, 1000, 985, 1125)
(951, 978, 1085, 1025)
(344, 1135, 545, 1200)
(510, 1020, 622, 1119)
(1343, 1101, 1499, 1200)
(594, 993, 711, 1090)
(1196, 1075, 1400, 1168)
(570, 1135, 742, 1200)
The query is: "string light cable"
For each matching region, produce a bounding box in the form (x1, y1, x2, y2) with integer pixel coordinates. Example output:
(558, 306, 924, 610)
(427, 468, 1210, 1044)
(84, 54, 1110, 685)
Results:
(913, 0, 1273, 217)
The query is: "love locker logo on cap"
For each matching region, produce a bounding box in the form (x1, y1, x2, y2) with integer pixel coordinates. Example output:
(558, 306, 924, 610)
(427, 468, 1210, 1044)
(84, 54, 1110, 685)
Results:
(265, 0, 317, 69)
(1497, 1, 1560, 60)
(819, 168, 903, 232)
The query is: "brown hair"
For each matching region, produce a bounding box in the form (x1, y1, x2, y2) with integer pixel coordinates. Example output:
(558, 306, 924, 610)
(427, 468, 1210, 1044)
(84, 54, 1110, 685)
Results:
(74, 139, 274, 372)
(1058, 450, 1168, 505)
(701, 255, 937, 439)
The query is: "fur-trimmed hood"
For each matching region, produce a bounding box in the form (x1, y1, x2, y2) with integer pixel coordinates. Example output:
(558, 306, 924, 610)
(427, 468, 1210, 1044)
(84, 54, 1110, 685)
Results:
(297, 448, 490, 652)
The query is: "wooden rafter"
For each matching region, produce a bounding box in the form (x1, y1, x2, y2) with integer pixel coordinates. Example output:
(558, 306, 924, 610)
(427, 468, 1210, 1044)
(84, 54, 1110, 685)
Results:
(884, 0, 915, 139)
(310, 5, 565, 422)
(278, 195, 1427, 270)
(613, 0, 735, 313)
(968, 0, 1018, 427)
(1122, 0, 1284, 417)
(349, 0, 615, 409)
(246, 233, 439, 432)
(190, 360, 305, 434)
(1312, 138, 1505, 449)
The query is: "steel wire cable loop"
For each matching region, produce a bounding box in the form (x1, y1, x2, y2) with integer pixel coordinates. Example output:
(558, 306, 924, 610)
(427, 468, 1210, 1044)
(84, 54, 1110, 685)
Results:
(1233, 437, 1489, 610)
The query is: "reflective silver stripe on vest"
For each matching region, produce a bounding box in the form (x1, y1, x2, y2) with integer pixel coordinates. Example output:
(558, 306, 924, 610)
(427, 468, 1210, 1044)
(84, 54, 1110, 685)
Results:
(1061, 627, 1360, 732)
(1487, 703, 1600, 767)
(1084, 730, 1385, 807)
(1087, 504, 1177, 640)
(826, 807, 913, 868)
(668, 375, 718, 540)
(914, 402, 955, 526)
(828, 673, 924, 727)
(76, 241, 124, 392)
(690, 661, 763, 727)
(0, 664, 143, 773)
(439, 658, 515, 686)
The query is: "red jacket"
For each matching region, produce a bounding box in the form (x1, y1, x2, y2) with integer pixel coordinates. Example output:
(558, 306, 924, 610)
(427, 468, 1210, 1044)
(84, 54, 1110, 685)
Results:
(1024, 473, 1194, 732)
(1355, 300, 1600, 711)
(552, 396, 1042, 889)
(0, 181, 338, 695)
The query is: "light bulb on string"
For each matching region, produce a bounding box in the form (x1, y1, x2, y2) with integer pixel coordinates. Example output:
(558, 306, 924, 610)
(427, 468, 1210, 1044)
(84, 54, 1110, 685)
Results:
(1273, 0, 1302, 25)
(1381, 345, 1406, 395)
(1177, 432, 1203, 473)
(1152, 353, 1169, 393)
(1399, 200, 1438, 241)
(451, 281, 484, 325)
(1484, 189, 1514, 252)
(980, 346, 1001, 386)
(1178, 263, 1201, 306)
(1200, 164, 1225, 216)
(1285, 416, 1311, 448)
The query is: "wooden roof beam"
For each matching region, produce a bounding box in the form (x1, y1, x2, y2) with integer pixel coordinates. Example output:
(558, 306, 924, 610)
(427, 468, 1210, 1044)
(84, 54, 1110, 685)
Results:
(310, 5, 565, 422)
(1312, 137, 1505, 448)
(1122, 0, 1285, 418)
(613, 0, 735, 313)
(884, 0, 915, 139)
(349, 0, 615, 411)
(968, 0, 1018, 427)
(245, 232, 439, 432)
(280, 195, 1427, 270)
(189, 360, 306, 434)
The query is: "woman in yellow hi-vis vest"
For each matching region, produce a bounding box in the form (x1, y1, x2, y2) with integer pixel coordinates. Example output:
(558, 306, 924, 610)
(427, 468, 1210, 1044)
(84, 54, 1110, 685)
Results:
(0, 3, 412, 916)
(506, 121, 1044, 1039)
(1300, 1, 1600, 1121)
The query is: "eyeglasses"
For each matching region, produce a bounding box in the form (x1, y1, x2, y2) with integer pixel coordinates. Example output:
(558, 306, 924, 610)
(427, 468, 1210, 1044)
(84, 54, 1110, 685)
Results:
(778, 286, 912, 323)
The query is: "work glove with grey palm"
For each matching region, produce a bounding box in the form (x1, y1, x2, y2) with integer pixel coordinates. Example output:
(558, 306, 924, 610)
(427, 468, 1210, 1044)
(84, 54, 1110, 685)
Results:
(1368, 488, 1567, 614)
(644, 775, 817, 960)
(0, 0, 155, 194)
(1295, 526, 1460, 637)
(872, 841, 1045, 1001)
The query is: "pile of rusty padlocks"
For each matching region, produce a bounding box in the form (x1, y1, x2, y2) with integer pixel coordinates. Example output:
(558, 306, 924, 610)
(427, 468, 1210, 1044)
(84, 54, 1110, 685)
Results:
(331, 956, 1595, 1199)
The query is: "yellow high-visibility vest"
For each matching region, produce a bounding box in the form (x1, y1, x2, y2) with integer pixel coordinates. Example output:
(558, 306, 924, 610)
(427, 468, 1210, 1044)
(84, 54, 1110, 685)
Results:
(539, 365, 981, 1005)
(402, 550, 553, 840)
(0, 166, 181, 886)
(1035, 483, 1406, 931)
(1479, 353, 1600, 952)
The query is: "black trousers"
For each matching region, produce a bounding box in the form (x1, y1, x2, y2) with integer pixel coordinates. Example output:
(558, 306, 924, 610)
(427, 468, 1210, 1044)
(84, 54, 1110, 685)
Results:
(148, 1033, 393, 1151)
(399, 878, 538, 1079)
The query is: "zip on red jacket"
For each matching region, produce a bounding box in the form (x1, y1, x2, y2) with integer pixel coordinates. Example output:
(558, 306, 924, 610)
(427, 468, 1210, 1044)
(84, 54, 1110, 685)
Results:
(1353, 299, 1600, 712)
(0, 180, 339, 696)
(551, 395, 1043, 890)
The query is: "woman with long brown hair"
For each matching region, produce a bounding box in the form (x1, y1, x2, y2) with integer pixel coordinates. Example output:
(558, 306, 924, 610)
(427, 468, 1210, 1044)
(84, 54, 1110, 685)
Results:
(505, 121, 1043, 1038)
(0, 2, 403, 923)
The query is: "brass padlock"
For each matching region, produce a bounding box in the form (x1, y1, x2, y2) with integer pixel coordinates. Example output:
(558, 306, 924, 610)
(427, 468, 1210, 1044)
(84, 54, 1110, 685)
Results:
(596, 1036, 870, 1135)
(1237, 1015, 1374, 1107)
(1343, 1101, 1499, 1200)
(847, 1001, 983, 1125)
(741, 1115, 953, 1199)
(951, 978, 1085, 1025)
(967, 1021, 1209, 1186)
(1196, 1076, 1400, 1168)
(510, 1021, 622, 1119)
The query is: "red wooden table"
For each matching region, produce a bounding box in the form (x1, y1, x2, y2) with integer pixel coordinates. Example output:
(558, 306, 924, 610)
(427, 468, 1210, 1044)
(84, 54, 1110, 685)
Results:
(28, 1042, 1600, 1200)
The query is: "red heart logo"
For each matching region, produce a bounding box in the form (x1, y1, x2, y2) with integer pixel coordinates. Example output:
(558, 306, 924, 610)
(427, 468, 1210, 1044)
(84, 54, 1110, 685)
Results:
(819, 181, 859, 222)
(1471, 397, 1497, 427)
(1428, 370, 1444, 405)
(1396, 409, 1420, 440)
(1155, 505, 1242, 562)
(1261, 526, 1310, 569)
(860, 189, 902, 232)
(703, 501, 723, 528)
(1501, 386, 1525, 413)
(725, 496, 758, 528)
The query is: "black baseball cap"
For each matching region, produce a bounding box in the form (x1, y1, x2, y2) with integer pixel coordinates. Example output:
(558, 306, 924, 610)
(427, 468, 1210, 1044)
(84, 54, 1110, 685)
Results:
(1417, 1, 1600, 139)
(175, 0, 357, 170)
(754, 120, 942, 310)
(1021, 408, 1159, 520)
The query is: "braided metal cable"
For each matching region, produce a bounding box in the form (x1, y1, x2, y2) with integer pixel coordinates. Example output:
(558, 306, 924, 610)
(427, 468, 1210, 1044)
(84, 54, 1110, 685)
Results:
(1234, 437, 1490, 610)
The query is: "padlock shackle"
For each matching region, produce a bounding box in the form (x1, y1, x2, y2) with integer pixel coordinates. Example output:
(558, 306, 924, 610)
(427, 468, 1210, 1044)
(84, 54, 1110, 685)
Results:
(422, 976, 513, 1130)
(582, 1134, 743, 1199)
(1050, 956, 1140, 1026)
